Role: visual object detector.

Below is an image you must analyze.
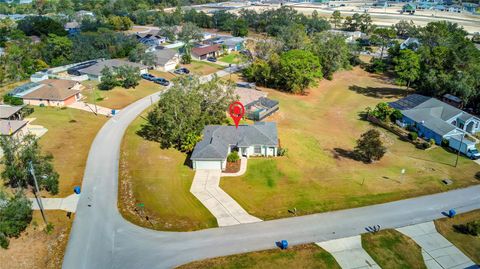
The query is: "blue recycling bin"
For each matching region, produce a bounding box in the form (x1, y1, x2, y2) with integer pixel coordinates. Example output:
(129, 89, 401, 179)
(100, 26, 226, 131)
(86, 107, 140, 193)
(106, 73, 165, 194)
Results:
(280, 240, 288, 249)
(111, 109, 116, 115)
(448, 209, 456, 218)
(73, 186, 81, 194)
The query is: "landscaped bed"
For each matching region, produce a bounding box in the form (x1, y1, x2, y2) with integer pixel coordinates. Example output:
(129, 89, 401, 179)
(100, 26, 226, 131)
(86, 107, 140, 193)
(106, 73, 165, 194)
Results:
(220, 67, 480, 220)
(118, 114, 217, 231)
(362, 229, 426, 269)
(177, 244, 340, 269)
(435, 209, 480, 263)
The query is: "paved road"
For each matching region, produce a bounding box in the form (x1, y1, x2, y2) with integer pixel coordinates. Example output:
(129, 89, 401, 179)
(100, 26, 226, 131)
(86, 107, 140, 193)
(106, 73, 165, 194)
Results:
(63, 72, 480, 268)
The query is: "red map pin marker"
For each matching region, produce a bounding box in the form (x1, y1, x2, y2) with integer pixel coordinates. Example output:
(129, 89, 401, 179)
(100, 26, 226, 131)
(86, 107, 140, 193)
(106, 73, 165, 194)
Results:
(229, 101, 245, 129)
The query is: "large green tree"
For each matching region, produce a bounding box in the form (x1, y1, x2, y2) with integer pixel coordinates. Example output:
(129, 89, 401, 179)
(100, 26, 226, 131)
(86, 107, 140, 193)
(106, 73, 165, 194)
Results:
(329, 10, 342, 29)
(354, 129, 386, 163)
(371, 27, 396, 59)
(0, 190, 32, 249)
(393, 49, 420, 89)
(312, 32, 351, 79)
(40, 34, 73, 66)
(138, 76, 235, 151)
(0, 134, 59, 194)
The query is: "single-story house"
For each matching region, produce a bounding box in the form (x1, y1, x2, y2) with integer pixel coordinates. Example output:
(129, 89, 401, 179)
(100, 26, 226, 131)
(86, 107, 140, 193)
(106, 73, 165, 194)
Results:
(463, 3, 479, 13)
(390, 94, 480, 145)
(0, 105, 23, 120)
(136, 30, 167, 47)
(224, 37, 245, 52)
(76, 59, 148, 81)
(151, 48, 179, 72)
(191, 44, 222, 60)
(191, 122, 279, 170)
(328, 30, 365, 43)
(12, 79, 83, 106)
(0, 120, 28, 137)
(65, 21, 80, 35)
(402, 3, 416, 13)
(400, 37, 420, 50)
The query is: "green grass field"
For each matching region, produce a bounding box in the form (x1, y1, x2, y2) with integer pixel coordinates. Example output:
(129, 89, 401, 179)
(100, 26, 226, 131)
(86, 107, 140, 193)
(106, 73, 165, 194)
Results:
(118, 115, 217, 231)
(182, 60, 224, 76)
(435, 210, 480, 263)
(177, 244, 340, 269)
(82, 80, 164, 110)
(220, 68, 480, 220)
(219, 53, 245, 65)
(29, 107, 108, 197)
(362, 229, 426, 269)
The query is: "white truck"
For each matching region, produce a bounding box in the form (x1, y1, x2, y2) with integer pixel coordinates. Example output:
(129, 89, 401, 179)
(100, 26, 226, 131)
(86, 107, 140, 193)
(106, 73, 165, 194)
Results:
(449, 135, 480, 160)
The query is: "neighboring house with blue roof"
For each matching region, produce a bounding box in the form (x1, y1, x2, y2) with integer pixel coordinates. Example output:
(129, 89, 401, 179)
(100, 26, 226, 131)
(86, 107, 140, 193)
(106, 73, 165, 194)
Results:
(390, 94, 480, 145)
(191, 122, 279, 170)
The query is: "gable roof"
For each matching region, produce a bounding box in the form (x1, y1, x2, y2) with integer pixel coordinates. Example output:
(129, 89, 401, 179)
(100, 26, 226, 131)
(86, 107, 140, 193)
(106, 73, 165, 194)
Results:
(224, 37, 244, 46)
(0, 105, 23, 119)
(192, 45, 221, 57)
(152, 49, 177, 66)
(78, 59, 147, 76)
(191, 122, 278, 160)
(22, 79, 80, 101)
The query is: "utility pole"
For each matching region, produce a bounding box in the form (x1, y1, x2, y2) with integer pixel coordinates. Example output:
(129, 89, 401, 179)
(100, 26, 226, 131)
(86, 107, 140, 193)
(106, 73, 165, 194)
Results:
(29, 161, 48, 225)
(455, 133, 465, 167)
(92, 86, 98, 115)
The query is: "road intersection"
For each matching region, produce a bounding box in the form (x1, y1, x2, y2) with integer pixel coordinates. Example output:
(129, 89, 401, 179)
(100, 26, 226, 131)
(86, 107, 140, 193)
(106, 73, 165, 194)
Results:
(63, 68, 480, 269)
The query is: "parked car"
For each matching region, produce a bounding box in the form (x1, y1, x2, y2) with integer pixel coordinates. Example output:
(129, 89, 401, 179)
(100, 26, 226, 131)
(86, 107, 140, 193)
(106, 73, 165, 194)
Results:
(207, 57, 217, 62)
(141, 73, 156, 81)
(154, 78, 170, 86)
(174, 67, 190, 75)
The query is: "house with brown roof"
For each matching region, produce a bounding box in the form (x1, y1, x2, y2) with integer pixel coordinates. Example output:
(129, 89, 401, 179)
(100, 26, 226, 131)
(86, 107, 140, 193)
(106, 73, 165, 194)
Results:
(191, 44, 222, 60)
(19, 79, 84, 107)
(0, 120, 28, 137)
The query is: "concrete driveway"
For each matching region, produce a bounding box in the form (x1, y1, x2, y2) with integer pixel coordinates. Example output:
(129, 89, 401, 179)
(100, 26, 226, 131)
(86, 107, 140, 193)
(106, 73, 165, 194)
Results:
(190, 169, 261, 226)
(316, 236, 380, 269)
(397, 222, 476, 269)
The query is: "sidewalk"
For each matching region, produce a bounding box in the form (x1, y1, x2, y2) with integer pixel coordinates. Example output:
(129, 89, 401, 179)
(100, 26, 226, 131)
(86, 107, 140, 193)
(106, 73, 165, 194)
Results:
(68, 101, 117, 117)
(396, 222, 476, 269)
(30, 193, 80, 213)
(190, 169, 261, 227)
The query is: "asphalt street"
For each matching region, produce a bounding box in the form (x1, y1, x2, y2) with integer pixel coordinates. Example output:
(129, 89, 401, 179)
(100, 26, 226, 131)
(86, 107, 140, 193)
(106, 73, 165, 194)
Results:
(63, 71, 480, 269)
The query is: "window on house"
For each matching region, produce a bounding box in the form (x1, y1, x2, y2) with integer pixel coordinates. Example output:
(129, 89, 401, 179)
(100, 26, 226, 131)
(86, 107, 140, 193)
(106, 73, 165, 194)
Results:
(254, 146, 262, 154)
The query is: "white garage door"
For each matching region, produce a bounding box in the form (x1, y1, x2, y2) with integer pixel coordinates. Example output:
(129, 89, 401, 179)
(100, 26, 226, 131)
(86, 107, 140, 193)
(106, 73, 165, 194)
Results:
(195, 160, 221, 170)
(164, 62, 176, 72)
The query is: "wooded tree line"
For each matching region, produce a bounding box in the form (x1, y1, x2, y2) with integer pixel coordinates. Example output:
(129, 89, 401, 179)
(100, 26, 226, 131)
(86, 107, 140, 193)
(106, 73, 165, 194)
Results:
(374, 21, 480, 113)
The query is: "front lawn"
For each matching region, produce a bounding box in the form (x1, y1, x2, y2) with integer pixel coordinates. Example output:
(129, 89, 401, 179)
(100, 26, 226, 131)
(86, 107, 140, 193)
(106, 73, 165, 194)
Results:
(221, 67, 480, 220)
(82, 80, 163, 110)
(362, 229, 426, 269)
(182, 60, 224, 76)
(118, 115, 217, 231)
(30, 107, 108, 197)
(219, 53, 245, 65)
(435, 209, 480, 263)
(177, 244, 340, 269)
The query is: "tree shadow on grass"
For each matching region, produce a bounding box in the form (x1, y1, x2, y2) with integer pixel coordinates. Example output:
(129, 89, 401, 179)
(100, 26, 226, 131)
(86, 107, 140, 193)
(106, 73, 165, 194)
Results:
(332, 148, 368, 163)
(349, 85, 409, 99)
(183, 151, 193, 168)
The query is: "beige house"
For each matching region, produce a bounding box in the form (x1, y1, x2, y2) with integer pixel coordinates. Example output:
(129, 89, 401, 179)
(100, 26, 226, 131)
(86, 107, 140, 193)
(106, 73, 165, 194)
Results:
(151, 48, 179, 72)
(21, 79, 83, 107)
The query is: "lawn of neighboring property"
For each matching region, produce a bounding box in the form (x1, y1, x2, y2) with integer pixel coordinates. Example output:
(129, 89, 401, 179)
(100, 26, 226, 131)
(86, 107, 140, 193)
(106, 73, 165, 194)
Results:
(177, 244, 340, 269)
(0, 210, 74, 269)
(182, 60, 224, 76)
(118, 114, 217, 231)
(362, 229, 426, 269)
(221, 67, 480, 220)
(219, 53, 245, 65)
(30, 107, 108, 197)
(82, 79, 164, 110)
(435, 209, 480, 263)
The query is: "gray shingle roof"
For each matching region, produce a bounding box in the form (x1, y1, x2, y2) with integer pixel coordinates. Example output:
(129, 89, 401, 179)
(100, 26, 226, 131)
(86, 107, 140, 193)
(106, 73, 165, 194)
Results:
(402, 108, 457, 136)
(191, 122, 278, 160)
(152, 49, 177, 66)
(0, 120, 27, 136)
(0, 105, 22, 119)
(78, 59, 147, 76)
